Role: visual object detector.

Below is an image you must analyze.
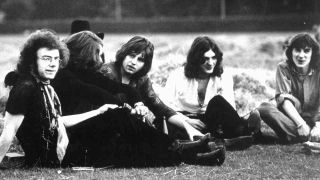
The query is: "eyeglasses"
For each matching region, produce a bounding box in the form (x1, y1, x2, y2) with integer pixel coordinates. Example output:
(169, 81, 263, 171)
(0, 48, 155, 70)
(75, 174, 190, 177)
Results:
(38, 56, 61, 63)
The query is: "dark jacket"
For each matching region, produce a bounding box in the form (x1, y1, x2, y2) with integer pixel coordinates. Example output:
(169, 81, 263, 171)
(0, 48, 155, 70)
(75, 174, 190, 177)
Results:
(52, 68, 142, 115)
(5, 73, 59, 167)
(100, 62, 177, 121)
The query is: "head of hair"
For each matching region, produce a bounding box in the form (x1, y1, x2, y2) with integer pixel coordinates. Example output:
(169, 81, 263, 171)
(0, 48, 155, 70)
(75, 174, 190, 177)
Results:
(184, 36, 223, 78)
(16, 29, 69, 77)
(64, 30, 103, 72)
(285, 33, 320, 70)
(115, 36, 154, 79)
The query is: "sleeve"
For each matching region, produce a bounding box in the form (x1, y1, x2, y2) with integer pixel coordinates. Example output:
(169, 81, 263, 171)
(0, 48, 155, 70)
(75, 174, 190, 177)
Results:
(88, 72, 142, 106)
(219, 72, 236, 109)
(160, 70, 180, 111)
(275, 65, 301, 110)
(140, 77, 177, 120)
(6, 81, 35, 115)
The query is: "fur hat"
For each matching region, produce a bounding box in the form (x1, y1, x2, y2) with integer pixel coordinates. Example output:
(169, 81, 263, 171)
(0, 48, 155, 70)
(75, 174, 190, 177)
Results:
(70, 19, 104, 40)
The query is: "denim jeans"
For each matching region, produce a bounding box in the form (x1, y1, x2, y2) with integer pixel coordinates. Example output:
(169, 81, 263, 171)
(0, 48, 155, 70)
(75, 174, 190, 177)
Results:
(257, 102, 304, 143)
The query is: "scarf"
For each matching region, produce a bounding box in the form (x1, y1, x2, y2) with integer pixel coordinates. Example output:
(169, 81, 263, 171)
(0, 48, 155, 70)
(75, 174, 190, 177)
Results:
(36, 78, 63, 166)
(39, 79, 62, 133)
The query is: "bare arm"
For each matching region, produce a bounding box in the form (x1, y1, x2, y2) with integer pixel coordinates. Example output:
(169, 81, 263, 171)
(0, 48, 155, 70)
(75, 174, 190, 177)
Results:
(56, 117, 69, 163)
(168, 113, 205, 140)
(0, 112, 24, 163)
(60, 104, 118, 128)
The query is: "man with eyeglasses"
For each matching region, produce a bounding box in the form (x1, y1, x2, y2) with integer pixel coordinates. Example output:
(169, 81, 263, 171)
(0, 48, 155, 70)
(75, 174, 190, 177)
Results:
(0, 29, 115, 168)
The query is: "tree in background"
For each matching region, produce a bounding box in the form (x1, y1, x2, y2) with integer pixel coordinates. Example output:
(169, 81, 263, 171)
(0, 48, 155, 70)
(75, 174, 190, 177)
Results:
(0, 0, 318, 21)
(1, 0, 34, 20)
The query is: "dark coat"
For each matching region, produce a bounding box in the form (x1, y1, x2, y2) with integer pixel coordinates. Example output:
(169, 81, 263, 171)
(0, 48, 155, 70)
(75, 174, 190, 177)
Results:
(52, 68, 142, 115)
(100, 62, 177, 121)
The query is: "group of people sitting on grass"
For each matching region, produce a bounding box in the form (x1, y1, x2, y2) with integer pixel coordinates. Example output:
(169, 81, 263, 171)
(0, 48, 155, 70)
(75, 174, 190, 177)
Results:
(0, 19, 319, 169)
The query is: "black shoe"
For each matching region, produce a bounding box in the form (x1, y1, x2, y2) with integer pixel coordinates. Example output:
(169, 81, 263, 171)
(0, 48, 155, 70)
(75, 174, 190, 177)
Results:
(194, 134, 252, 151)
(172, 134, 225, 165)
(253, 130, 280, 144)
(247, 109, 262, 135)
(195, 146, 226, 166)
(224, 135, 253, 151)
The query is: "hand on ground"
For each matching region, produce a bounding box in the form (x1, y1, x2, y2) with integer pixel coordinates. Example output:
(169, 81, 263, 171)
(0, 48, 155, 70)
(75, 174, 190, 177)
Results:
(56, 134, 69, 163)
(297, 123, 310, 139)
(310, 126, 320, 142)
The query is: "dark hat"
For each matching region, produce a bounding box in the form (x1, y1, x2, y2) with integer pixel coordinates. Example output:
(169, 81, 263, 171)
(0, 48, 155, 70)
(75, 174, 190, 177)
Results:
(70, 19, 104, 40)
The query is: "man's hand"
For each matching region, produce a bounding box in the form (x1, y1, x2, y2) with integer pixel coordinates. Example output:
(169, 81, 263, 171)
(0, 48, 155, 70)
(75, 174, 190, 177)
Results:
(56, 140, 68, 163)
(297, 123, 310, 139)
(185, 118, 206, 131)
(132, 104, 149, 117)
(56, 118, 69, 163)
(310, 123, 320, 142)
(98, 104, 119, 114)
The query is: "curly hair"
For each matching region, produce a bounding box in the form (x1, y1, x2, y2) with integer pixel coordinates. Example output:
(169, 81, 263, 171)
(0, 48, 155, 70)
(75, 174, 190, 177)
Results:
(64, 31, 103, 72)
(184, 36, 223, 78)
(285, 33, 320, 70)
(17, 29, 69, 76)
(115, 36, 154, 79)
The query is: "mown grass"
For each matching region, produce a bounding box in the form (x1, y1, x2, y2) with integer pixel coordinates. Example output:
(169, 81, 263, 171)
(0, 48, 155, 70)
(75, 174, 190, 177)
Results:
(1, 32, 319, 179)
(1, 144, 319, 179)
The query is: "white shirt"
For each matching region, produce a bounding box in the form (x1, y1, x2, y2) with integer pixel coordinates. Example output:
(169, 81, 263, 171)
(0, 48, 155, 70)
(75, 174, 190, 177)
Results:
(161, 67, 235, 114)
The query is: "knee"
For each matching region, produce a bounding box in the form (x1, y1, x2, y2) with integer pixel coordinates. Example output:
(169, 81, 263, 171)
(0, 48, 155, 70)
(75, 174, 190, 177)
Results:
(256, 102, 277, 117)
(208, 95, 226, 106)
(257, 102, 274, 112)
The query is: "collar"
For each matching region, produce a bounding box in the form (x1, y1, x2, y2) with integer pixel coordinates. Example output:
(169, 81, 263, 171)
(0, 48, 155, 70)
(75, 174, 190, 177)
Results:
(291, 67, 314, 77)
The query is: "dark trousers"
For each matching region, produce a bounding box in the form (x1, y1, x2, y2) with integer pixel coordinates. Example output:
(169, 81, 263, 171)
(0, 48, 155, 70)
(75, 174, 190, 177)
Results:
(257, 102, 305, 143)
(63, 108, 180, 167)
(203, 95, 250, 138)
(169, 95, 250, 139)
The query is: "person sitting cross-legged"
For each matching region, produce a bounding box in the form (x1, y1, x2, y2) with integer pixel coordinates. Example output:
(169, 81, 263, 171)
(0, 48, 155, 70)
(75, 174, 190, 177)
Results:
(160, 36, 262, 150)
(258, 33, 320, 144)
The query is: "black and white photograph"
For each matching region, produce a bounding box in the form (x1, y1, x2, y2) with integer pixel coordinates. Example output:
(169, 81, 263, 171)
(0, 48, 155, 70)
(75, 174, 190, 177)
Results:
(0, 0, 320, 179)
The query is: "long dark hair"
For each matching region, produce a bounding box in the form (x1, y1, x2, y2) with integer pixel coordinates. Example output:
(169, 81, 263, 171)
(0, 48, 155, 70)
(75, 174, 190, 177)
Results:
(65, 31, 103, 72)
(184, 36, 223, 78)
(115, 36, 154, 79)
(17, 29, 69, 77)
(285, 33, 320, 70)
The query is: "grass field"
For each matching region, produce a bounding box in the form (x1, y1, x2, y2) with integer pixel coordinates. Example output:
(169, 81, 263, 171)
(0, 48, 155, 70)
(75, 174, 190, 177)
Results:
(1, 32, 320, 179)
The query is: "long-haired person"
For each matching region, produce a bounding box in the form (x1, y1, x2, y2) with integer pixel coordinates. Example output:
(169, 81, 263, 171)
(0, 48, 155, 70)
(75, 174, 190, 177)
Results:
(0, 29, 114, 168)
(258, 33, 320, 143)
(52, 31, 226, 167)
(161, 36, 261, 150)
(100, 36, 205, 140)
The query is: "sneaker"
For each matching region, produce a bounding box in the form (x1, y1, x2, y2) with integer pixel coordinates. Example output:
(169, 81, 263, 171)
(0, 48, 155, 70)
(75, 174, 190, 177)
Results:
(247, 109, 261, 134)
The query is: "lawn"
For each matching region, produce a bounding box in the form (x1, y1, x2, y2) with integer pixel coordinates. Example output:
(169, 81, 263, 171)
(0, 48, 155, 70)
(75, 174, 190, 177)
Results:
(1, 32, 319, 179)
